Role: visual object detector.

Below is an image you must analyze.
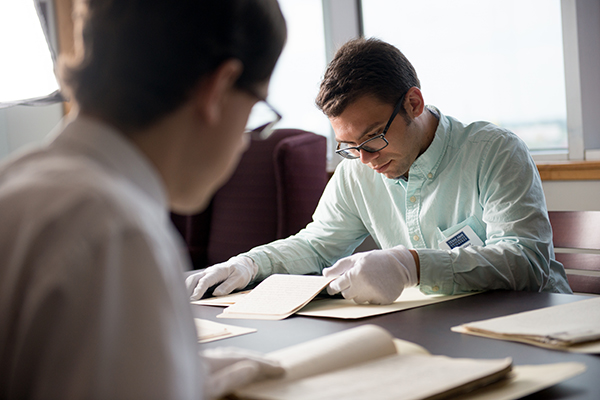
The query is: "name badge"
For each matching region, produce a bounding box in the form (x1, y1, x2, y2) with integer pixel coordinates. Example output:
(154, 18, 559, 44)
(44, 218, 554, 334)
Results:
(438, 225, 484, 250)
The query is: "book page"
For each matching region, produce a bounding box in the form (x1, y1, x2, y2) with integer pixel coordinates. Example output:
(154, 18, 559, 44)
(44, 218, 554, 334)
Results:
(217, 274, 334, 320)
(237, 353, 513, 400)
(266, 325, 399, 382)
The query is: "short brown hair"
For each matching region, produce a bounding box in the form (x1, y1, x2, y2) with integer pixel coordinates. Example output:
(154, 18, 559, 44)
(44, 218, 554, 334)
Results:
(316, 38, 420, 118)
(59, 0, 286, 132)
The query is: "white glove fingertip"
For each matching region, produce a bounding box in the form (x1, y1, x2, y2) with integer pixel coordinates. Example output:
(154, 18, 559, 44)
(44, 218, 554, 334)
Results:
(190, 279, 216, 300)
(212, 280, 238, 297)
(326, 283, 340, 296)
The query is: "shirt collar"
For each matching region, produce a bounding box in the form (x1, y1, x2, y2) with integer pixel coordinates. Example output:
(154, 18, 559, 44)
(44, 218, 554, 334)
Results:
(51, 114, 168, 210)
(406, 105, 450, 181)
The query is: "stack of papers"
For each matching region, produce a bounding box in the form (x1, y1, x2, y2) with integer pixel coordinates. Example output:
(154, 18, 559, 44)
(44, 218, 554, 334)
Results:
(452, 296, 600, 353)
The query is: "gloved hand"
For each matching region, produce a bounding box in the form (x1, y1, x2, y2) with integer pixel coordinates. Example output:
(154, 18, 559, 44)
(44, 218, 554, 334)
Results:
(201, 347, 284, 399)
(186, 256, 258, 300)
(322, 245, 418, 305)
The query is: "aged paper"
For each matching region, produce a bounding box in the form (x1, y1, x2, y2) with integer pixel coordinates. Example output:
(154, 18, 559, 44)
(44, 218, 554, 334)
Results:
(217, 274, 335, 320)
(194, 318, 256, 343)
(452, 296, 600, 353)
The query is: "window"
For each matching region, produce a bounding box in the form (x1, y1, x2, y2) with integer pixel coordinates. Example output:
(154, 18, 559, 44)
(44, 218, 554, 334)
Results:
(0, 0, 59, 105)
(267, 0, 330, 140)
(361, 0, 567, 153)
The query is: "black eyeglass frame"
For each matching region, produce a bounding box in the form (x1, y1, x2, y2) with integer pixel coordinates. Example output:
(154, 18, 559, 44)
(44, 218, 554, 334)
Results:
(243, 88, 282, 140)
(335, 94, 406, 160)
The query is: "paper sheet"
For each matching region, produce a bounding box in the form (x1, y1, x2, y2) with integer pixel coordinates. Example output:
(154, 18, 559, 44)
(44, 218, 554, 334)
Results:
(453, 362, 587, 400)
(297, 287, 477, 319)
(217, 274, 335, 320)
(194, 285, 478, 320)
(194, 318, 256, 343)
(452, 296, 600, 353)
(191, 290, 250, 307)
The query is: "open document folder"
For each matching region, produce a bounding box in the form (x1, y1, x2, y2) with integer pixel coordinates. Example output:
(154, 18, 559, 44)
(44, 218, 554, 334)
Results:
(452, 296, 600, 353)
(234, 325, 585, 400)
(195, 274, 476, 320)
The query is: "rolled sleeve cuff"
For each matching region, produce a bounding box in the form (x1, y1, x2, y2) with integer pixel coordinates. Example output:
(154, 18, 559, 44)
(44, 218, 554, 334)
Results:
(417, 248, 455, 295)
(242, 251, 273, 282)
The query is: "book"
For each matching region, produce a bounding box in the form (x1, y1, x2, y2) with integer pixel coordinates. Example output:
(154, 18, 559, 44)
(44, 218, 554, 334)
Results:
(210, 274, 477, 320)
(451, 296, 600, 353)
(234, 324, 585, 400)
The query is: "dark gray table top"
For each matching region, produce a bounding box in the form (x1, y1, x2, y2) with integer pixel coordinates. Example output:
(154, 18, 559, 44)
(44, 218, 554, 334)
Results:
(193, 290, 600, 399)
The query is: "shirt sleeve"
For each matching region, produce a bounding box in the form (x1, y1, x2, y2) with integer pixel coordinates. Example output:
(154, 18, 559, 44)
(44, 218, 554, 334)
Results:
(418, 133, 571, 295)
(6, 200, 203, 399)
(244, 162, 371, 282)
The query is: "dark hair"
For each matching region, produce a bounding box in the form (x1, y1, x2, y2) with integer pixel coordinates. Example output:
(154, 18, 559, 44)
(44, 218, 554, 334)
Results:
(316, 38, 420, 118)
(59, 0, 286, 131)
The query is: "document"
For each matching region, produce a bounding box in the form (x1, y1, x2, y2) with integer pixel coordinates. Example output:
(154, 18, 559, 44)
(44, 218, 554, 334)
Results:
(297, 287, 476, 319)
(452, 296, 600, 353)
(206, 274, 477, 320)
(234, 324, 585, 400)
(194, 318, 256, 343)
(217, 274, 335, 320)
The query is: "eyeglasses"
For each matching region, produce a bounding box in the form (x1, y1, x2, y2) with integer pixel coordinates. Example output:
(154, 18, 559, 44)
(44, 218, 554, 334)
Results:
(244, 89, 282, 140)
(335, 95, 406, 160)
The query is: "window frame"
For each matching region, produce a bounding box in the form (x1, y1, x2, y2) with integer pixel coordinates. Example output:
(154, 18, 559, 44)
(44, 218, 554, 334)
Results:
(323, 0, 600, 175)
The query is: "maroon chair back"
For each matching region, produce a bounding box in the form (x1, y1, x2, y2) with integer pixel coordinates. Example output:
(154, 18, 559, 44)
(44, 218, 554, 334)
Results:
(171, 128, 328, 269)
(548, 211, 600, 294)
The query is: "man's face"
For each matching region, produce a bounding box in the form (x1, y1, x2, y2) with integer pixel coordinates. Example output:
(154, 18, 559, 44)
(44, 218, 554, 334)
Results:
(330, 95, 425, 180)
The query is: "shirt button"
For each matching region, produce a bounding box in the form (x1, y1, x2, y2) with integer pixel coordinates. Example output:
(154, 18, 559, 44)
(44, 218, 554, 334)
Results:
(410, 196, 416, 203)
(432, 285, 440, 292)
(427, 173, 433, 179)
(413, 235, 419, 241)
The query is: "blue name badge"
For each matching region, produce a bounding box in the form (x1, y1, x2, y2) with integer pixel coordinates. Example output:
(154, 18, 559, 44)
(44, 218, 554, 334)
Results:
(438, 225, 484, 250)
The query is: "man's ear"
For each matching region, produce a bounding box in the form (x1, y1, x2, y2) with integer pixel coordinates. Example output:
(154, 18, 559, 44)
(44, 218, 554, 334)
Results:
(194, 59, 244, 125)
(403, 87, 426, 119)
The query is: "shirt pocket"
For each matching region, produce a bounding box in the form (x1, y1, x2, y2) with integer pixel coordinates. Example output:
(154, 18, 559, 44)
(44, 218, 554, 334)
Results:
(436, 215, 487, 249)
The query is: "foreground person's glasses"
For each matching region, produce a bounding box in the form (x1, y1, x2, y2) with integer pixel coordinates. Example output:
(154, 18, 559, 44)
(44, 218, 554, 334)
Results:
(244, 89, 282, 139)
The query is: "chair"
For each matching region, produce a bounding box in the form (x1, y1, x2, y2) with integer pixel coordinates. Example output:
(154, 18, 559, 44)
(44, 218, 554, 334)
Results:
(171, 128, 328, 269)
(548, 211, 600, 294)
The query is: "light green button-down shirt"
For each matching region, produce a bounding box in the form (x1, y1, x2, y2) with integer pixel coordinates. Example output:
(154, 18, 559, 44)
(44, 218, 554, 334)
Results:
(244, 107, 572, 295)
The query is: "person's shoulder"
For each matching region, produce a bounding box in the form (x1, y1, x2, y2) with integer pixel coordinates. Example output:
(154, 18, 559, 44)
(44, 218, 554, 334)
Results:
(446, 116, 527, 152)
(0, 147, 142, 233)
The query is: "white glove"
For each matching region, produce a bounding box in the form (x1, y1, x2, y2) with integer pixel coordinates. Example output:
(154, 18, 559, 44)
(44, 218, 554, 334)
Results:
(201, 347, 284, 400)
(186, 256, 258, 300)
(322, 245, 418, 305)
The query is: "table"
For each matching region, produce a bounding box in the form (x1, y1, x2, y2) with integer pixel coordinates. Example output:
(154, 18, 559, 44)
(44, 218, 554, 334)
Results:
(192, 291, 600, 399)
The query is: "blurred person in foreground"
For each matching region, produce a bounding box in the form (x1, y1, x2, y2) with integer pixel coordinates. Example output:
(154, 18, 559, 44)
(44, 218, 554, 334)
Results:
(0, 0, 286, 398)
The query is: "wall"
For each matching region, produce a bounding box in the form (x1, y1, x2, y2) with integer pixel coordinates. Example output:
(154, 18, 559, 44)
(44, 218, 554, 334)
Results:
(543, 181, 600, 211)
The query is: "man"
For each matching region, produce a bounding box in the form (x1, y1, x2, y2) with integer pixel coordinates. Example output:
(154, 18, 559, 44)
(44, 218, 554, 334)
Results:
(0, 0, 286, 398)
(187, 38, 571, 306)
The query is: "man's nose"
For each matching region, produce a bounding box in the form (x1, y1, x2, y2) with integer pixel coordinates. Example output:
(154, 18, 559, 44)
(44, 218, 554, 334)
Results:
(359, 149, 379, 164)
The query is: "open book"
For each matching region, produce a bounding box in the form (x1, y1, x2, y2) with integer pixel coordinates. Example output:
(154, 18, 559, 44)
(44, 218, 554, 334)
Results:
(235, 325, 585, 400)
(452, 296, 600, 353)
